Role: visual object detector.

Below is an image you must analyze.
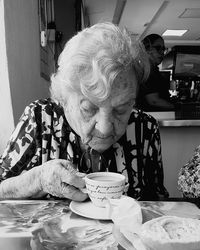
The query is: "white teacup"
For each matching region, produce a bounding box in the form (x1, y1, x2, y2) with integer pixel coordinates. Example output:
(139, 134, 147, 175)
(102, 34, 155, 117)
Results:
(84, 172, 126, 207)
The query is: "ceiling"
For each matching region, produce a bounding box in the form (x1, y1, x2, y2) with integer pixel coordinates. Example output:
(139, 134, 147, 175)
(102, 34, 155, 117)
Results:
(85, 0, 200, 48)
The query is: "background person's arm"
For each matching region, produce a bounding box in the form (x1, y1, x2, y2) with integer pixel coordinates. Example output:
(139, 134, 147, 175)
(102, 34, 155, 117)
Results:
(145, 92, 174, 111)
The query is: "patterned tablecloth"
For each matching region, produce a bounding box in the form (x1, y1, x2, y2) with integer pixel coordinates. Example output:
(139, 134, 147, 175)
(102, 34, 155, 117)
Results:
(0, 199, 199, 250)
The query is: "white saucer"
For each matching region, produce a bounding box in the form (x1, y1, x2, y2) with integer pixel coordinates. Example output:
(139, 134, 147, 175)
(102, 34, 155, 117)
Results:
(70, 200, 111, 220)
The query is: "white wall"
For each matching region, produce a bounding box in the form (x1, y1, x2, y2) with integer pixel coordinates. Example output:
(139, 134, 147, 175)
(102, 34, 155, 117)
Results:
(160, 126, 200, 197)
(0, 0, 14, 154)
(85, 0, 115, 24)
(4, 0, 49, 125)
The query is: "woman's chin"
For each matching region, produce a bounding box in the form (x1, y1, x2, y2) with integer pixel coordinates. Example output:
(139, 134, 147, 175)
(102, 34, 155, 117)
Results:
(89, 144, 110, 153)
(88, 140, 113, 153)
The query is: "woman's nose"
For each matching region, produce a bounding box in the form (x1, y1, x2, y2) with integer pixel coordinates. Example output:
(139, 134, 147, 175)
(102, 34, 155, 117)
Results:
(95, 114, 114, 136)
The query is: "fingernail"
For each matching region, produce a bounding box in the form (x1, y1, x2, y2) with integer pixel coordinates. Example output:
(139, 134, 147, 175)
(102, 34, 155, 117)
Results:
(80, 188, 88, 194)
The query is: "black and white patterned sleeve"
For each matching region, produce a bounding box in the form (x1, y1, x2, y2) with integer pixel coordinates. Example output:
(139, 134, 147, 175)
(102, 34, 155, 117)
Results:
(0, 102, 38, 181)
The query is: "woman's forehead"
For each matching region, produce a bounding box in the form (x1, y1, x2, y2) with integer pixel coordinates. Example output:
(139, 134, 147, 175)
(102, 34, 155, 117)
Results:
(78, 83, 135, 107)
(111, 85, 136, 104)
(112, 68, 137, 93)
(100, 81, 136, 107)
(88, 91, 134, 108)
(73, 67, 137, 106)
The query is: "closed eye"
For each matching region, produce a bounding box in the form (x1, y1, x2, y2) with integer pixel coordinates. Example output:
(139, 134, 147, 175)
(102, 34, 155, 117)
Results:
(114, 108, 127, 115)
(81, 107, 97, 117)
(80, 99, 98, 118)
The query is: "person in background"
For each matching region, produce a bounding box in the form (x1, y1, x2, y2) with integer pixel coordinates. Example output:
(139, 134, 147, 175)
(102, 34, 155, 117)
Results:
(137, 33, 174, 111)
(0, 23, 169, 201)
(178, 145, 200, 198)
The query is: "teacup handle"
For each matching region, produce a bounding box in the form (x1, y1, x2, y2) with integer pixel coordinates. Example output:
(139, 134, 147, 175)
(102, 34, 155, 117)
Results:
(124, 183, 129, 193)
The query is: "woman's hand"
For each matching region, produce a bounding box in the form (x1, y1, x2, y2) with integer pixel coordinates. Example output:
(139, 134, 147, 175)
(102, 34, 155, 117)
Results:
(39, 159, 88, 201)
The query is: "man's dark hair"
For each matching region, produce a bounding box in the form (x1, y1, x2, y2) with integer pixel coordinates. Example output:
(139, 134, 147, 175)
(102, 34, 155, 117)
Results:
(142, 34, 164, 50)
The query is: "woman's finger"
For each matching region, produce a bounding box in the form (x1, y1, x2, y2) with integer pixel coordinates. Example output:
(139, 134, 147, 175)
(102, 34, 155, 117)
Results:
(59, 160, 86, 189)
(61, 182, 88, 201)
(60, 171, 86, 189)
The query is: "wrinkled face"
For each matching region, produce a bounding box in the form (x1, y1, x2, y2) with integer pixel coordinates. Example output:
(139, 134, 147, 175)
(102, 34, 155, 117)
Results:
(64, 68, 137, 152)
(148, 38, 165, 66)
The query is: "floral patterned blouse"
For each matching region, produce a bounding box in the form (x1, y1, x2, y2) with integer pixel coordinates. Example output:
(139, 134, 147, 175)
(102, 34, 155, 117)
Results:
(0, 99, 169, 200)
(178, 145, 200, 198)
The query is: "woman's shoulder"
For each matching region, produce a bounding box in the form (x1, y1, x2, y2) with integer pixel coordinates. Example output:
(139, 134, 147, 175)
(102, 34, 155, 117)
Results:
(26, 98, 64, 116)
(20, 99, 66, 126)
(128, 108, 158, 125)
(29, 98, 60, 108)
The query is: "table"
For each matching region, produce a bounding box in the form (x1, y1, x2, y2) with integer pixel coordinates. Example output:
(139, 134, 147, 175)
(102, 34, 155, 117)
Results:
(0, 199, 117, 250)
(0, 198, 199, 250)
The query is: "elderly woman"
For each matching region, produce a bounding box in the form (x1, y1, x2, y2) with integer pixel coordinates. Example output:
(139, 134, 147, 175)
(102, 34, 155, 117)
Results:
(0, 22, 169, 201)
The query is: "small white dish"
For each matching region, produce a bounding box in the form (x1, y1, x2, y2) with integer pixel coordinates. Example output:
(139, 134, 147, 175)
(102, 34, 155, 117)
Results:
(70, 200, 111, 220)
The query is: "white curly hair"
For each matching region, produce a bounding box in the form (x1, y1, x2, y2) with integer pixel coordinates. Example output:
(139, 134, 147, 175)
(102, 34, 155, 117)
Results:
(50, 22, 150, 106)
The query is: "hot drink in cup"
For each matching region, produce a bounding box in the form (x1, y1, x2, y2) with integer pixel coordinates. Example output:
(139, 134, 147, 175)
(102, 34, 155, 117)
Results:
(84, 172, 126, 207)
